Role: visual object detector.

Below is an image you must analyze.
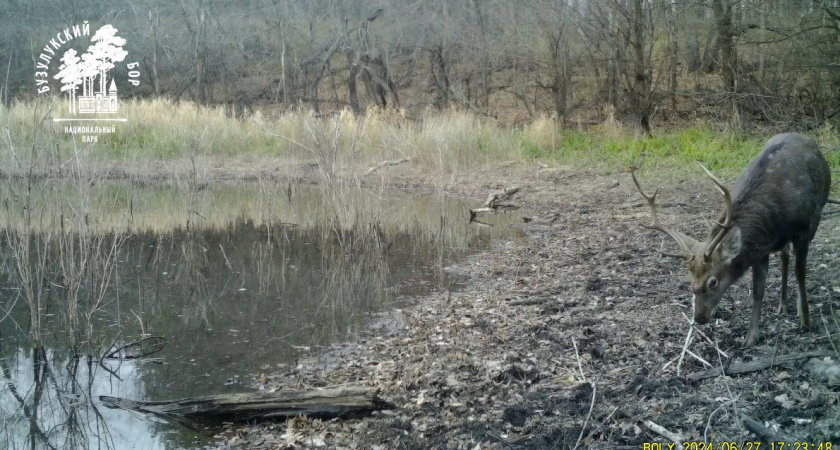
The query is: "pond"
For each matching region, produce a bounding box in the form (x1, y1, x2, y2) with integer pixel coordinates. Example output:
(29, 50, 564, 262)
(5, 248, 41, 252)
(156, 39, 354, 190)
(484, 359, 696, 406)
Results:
(0, 178, 522, 449)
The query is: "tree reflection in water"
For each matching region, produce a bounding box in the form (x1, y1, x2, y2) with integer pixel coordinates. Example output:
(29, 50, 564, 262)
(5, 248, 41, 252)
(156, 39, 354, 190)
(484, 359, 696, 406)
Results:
(0, 181, 521, 449)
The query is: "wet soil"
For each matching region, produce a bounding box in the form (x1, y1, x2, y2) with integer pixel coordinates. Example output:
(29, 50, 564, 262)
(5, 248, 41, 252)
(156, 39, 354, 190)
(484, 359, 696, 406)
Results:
(207, 163, 840, 448)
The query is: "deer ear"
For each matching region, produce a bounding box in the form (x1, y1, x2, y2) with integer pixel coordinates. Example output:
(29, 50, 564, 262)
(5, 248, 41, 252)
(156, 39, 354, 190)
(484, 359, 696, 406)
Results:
(719, 226, 741, 261)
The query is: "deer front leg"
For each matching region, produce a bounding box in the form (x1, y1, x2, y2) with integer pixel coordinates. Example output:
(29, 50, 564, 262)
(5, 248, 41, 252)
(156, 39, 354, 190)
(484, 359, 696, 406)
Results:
(793, 240, 811, 329)
(746, 255, 770, 347)
(778, 245, 789, 314)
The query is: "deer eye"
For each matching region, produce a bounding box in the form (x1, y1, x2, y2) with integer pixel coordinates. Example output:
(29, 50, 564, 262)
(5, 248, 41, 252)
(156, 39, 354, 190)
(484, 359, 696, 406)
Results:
(707, 277, 719, 289)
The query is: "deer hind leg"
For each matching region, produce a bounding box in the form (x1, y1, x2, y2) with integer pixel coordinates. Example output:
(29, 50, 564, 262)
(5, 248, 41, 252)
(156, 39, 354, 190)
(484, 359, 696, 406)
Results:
(792, 239, 811, 329)
(778, 244, 790, 314)
(746, 255, 770, 347)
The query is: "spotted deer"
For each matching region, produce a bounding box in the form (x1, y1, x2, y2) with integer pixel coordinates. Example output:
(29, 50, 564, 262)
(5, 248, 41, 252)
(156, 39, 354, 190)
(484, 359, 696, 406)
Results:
(632, 133, 831, 347)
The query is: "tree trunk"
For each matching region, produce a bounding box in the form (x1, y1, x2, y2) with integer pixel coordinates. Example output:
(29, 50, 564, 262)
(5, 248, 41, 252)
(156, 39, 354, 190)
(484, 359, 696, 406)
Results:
(472, 0, 490, 108)
(631, 0, 651, 135)
(712, 0, 740, 129)
(549, 33, 571, 126)
(347, 52, 360, 113)
(430, 45, 450, 110)
(712, 0, 736, 93)
(667, 1, 679, 114)
(150, 9, 160, 96)
(608, 9, 620, 109)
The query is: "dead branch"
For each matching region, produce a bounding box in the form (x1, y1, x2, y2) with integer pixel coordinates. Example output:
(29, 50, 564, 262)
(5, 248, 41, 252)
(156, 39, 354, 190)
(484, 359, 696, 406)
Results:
(469, 186, 520, 220)
(105, 336, 168, 360)
(686, 351, 833, 381)
(741, 414, 800, 442)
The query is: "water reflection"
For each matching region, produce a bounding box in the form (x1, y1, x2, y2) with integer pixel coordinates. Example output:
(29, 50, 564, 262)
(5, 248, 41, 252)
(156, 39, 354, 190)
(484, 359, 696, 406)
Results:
(0, 180, 521, 449)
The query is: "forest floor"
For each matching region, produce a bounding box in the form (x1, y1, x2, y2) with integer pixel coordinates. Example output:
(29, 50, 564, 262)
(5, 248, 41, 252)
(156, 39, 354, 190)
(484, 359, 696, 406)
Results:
(204, 161, 840, 449)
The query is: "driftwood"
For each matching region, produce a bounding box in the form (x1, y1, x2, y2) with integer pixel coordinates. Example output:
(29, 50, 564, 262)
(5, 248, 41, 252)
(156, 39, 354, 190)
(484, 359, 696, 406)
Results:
(100, 387, 391, 425)
(469, 186, 520, 220)
(686, 351, 833, 381)
(364, 158, 410, 175)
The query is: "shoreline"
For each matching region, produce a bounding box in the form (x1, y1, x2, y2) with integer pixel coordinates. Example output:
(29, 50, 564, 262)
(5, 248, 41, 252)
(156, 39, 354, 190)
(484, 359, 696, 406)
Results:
(208, 164, 840, 448)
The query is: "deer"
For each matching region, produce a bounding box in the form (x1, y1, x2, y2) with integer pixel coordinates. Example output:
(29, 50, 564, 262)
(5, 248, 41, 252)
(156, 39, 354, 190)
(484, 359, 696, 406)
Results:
(631, 133, 831, 347)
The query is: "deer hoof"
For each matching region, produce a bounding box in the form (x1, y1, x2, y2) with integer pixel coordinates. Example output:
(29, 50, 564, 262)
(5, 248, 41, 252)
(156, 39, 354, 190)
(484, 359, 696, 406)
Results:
(744, 331, 759, 348)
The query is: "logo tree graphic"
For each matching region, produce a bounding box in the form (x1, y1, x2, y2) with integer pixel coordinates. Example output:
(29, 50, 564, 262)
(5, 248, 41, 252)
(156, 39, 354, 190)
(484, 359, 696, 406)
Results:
(53, 24, 127, 114)
(80, 52, 98, 98)
(89, 25, 127, 96)
(54, 49, 82, 113)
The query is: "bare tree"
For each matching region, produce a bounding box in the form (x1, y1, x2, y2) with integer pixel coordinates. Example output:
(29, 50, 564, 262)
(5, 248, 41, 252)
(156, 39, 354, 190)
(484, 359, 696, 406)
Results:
(712, 0, 740, 128)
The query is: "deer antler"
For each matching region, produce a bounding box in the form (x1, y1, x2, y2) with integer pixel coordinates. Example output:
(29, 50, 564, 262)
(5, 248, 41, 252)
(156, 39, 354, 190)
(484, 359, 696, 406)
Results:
(631, 170, 700, 259)
(696, 163, 733, 260)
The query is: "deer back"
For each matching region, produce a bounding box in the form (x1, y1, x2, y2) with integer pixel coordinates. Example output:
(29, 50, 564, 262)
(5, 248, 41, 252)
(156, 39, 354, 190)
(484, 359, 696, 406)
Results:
(711, 133, 830, 263)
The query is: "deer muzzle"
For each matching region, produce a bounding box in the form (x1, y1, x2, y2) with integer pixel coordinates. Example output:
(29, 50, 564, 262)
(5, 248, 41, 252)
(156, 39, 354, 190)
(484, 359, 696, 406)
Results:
(693, 294, 715, 325)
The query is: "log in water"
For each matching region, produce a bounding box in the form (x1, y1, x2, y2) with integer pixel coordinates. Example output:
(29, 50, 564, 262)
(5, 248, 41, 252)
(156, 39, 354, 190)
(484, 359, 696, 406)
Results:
(100, 386, 391, 423)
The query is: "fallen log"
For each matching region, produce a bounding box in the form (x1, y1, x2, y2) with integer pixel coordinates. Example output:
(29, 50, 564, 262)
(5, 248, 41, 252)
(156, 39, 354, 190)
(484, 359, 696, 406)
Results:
(686, 351, 833, 381)
(100, 386, 391, 424)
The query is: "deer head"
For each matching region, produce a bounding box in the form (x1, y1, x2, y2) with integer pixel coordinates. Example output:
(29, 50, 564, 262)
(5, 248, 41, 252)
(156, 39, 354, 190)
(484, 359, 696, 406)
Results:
(631, 164, 742, 324)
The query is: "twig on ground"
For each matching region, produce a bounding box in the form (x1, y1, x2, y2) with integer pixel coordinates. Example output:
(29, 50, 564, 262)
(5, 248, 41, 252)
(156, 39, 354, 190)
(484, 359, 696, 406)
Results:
(704, 403, 729, 442)
(484, 430, 516, 449)
(676, 325, 694, 376)
(585, 406, 619, 443)
(822, 289, 840, 357)
(715, 337, 745, 439)
(571, 374, 602, 450)
(686, 349, 713, 368)
(572, 337, 587, 383)
(681, 312, 728, 358)
(643, 420, 685, 443)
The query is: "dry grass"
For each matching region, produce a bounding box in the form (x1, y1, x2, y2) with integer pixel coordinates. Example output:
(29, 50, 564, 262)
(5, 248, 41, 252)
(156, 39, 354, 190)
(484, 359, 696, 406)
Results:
(1, 98, 838, 181)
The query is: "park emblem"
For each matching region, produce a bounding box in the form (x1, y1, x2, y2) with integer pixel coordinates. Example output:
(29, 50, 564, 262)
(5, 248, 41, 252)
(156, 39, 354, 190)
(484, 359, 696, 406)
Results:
(34, 21, 140, 143)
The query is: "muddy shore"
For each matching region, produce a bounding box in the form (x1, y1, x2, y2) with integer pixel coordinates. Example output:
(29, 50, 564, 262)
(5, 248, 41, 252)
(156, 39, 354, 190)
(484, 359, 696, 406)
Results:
(190, 161, 840, 448)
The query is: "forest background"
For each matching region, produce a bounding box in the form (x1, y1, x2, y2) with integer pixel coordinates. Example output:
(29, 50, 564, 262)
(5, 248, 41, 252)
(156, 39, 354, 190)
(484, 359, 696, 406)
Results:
(3, 0, 839, 137)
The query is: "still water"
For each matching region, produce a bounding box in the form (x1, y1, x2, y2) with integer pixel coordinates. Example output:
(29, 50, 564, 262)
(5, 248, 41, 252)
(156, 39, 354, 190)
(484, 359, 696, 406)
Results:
(0, 179, 521, 449)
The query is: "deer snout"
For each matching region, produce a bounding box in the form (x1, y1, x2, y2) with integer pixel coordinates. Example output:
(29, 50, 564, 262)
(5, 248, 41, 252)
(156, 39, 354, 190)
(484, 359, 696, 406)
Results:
(693, 295, 715, 325)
